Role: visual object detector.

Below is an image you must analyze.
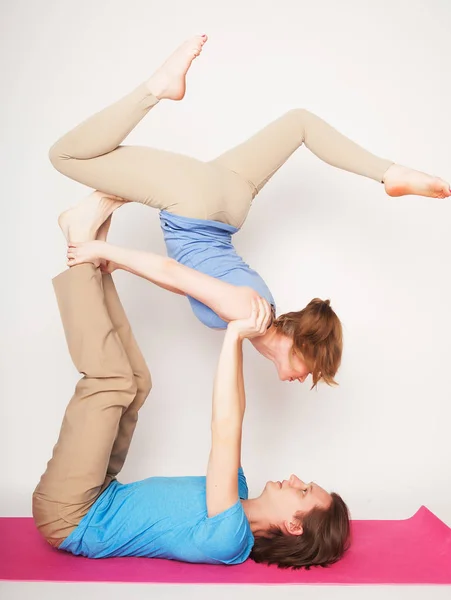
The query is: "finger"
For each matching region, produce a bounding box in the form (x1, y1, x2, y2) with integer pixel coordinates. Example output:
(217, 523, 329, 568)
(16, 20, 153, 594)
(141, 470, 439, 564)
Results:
(249, 298, 260, 329)
(255, 297, 266, 330)
(249, 297, 258, 318)
(263, 297, 272, 316)
(259, 299, 272, 332)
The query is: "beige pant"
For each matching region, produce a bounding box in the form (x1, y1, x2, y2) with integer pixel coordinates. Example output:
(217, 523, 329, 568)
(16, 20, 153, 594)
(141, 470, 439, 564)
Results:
(49, 83, 393, 228)
(32, 265, 152, 547)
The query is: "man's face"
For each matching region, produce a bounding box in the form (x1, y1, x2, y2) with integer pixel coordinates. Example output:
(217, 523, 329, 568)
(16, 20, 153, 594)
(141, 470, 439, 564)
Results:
(260, 474, 332, 533)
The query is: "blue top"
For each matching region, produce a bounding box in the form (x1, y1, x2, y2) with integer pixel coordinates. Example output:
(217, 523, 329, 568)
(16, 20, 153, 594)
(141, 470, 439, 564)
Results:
(160, 211, 275, 329)
(59, 468, 253, 565)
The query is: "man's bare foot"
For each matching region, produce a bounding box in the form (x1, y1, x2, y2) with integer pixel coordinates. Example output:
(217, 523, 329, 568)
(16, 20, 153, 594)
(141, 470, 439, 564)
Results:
(58, 191, 124, 244)
(146, 34, 208, 100)
(383, 164, 451, 199)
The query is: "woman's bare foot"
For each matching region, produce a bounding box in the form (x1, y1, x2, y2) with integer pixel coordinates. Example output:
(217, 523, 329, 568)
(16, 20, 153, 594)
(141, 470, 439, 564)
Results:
(96, 216, 119, 274)
(58, 191, 124, 244)
(96, 214, 112, 242)
(146, 34, 208, 100)
(383, 164, 451, 199)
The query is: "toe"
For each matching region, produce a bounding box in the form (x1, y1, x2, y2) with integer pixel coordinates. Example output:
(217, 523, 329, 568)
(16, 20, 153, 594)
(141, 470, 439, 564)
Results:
(435, 179, 450, 197)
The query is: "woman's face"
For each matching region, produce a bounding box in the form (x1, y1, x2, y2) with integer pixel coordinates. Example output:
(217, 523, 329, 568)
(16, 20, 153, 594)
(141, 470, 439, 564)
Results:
(273, 335, 312, 383)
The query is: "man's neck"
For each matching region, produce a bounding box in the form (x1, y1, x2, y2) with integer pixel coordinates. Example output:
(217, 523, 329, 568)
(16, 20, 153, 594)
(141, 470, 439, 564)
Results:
(241, 497, 271, 535)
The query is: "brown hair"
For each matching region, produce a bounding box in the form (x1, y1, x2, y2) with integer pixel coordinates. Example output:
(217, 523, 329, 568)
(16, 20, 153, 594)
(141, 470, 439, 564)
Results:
(273, 298, 343, 388)
(250, 493, 350, 570)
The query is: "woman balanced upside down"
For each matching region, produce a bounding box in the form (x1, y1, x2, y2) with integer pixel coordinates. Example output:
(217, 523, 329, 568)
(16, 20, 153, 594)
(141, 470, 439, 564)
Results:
(51, 35, 450, 387)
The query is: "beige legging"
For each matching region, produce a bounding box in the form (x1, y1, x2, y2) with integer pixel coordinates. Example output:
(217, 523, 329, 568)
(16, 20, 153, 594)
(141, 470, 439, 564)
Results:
(49, 83, 393, 228)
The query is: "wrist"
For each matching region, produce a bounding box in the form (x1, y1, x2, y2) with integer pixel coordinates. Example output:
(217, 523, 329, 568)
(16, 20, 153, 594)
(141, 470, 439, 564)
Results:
(225, 324, 244, 343)
(97, 241, 112, 260)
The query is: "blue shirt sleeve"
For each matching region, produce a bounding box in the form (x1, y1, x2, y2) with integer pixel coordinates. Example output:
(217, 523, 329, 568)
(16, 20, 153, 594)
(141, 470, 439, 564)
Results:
(238, 467, 248, 500)
(193, 501, 254, 565)
(188, 296, 228, 329)
(192, 468, 253, 565)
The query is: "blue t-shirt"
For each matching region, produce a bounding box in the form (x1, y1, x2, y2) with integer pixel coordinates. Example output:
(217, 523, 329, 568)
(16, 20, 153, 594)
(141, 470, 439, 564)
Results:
(160, 211, 276, 329)
(59, 468, 253, 565)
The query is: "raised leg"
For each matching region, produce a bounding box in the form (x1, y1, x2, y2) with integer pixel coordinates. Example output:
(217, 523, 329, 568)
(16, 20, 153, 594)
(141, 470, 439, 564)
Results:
(48, 36, 226, 217)
(211, 108, 450, 202)
(102, 272, 152, 479)
(211, 108, 393, 197)
(32, 264, 137, 546)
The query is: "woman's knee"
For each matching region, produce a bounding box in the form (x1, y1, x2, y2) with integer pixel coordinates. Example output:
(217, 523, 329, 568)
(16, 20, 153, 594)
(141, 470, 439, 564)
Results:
(285, 108, 313, 125)
(48, 141, 63, 168)
(48, 139, 73, 175)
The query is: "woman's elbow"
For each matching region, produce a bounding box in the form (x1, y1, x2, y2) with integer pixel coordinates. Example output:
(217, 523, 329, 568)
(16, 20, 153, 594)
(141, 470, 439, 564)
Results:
(236, 286, 259, 315)
(159, 256, 181, 287)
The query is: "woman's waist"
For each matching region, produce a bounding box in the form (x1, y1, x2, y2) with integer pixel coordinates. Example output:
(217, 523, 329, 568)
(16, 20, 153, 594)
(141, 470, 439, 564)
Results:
(160, 210, 239, 236)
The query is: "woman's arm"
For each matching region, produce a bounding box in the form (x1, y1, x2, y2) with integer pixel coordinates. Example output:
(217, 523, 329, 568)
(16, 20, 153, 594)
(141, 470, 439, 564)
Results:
(68, 240, 257, 323)
(206, 299, 271, 517)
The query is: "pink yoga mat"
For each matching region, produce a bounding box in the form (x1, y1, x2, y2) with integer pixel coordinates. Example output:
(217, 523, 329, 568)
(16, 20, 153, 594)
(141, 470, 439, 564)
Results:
(1, 507, 450, 584)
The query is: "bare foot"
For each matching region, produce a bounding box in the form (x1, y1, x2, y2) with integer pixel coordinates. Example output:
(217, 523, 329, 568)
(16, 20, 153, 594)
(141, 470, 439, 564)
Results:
(146, 34, 208, 100)
(96, 214, 112, 242)
(58, 191, 124, 244)
(383, 164, 451, 199)
(96, 215, 120, 274)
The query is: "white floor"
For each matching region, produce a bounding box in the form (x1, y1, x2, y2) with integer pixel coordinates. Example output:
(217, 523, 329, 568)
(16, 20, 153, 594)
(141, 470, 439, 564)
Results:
(1, 583, 450, 600)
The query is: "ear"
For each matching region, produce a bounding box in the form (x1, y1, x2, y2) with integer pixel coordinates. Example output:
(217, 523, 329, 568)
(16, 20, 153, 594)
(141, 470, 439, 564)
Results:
(284, 519, 303, 536)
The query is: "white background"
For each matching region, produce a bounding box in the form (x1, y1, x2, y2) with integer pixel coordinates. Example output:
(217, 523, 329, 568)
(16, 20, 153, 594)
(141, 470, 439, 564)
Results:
(1, 0, 450, 598)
